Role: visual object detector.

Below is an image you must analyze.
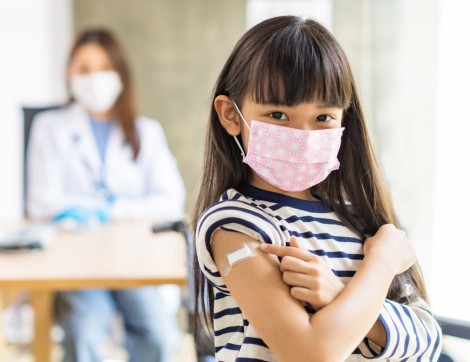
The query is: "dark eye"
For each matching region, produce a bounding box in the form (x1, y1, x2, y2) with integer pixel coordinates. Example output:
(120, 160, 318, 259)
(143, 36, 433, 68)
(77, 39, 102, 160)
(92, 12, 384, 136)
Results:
(269, 111, 287, 120)
(317, 114, 333, 122)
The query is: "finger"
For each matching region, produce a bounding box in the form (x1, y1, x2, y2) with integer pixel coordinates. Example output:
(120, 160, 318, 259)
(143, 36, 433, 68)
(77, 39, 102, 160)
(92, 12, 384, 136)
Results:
(282, 271, 318, 289)
(281, 256, 318, 274)
(259, 243, 312, 262)
(289, 287, 317, 307)
(279, 237, 304, 272)
(290, 236, 302, 249)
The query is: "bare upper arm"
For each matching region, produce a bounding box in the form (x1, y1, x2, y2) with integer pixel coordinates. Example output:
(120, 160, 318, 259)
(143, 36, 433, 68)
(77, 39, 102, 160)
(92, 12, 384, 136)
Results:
(211, 229, 318, 361)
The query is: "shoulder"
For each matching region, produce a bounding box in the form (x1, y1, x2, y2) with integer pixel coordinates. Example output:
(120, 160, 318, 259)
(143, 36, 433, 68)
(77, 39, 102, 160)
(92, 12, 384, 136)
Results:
(197, 189, 285, 249)
(32, 102, 90, 126)
(134, 116, 169, 146)
(33, 105, 69, 127)
(135, 116, 165, 136)
(199, 190, 272, 226)
(195, 189, 285, 292)
(30, 104, 82, 137)
(134, 116, 173, 159)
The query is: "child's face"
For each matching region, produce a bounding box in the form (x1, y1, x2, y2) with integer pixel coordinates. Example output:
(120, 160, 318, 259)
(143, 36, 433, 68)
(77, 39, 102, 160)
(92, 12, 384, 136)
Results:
(214, 95, 344, 199)
(241, 98, 343, 199)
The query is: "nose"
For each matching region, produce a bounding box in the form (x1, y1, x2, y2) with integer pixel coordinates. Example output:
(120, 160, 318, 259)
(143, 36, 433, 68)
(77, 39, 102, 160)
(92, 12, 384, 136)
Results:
(289, 120, 317, 131)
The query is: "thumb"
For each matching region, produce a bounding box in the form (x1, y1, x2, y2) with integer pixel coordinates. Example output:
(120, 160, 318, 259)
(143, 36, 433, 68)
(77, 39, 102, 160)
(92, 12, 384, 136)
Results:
(290, 236, 302, 248)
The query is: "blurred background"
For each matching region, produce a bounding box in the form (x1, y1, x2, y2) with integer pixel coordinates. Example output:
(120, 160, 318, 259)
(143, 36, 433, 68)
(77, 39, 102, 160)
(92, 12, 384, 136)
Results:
(0, 0, 469, 360)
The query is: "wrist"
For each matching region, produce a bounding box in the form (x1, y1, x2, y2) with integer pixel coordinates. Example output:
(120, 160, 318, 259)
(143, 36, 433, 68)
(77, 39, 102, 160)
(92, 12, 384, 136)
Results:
(362, 251, 397, 280)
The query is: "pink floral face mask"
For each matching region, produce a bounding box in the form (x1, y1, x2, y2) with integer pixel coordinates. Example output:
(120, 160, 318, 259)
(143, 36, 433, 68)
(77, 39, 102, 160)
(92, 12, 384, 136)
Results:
(232, 102, 344, 192)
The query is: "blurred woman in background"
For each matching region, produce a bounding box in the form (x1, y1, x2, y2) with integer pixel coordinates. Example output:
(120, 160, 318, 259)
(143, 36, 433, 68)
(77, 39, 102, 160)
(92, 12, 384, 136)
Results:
(27, 28, 185, 362)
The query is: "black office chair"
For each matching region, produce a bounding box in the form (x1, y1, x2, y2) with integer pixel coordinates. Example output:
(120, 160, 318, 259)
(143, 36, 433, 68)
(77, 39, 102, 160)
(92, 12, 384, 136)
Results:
(437, 316, 470, 361)
(22, 105, 64, 216)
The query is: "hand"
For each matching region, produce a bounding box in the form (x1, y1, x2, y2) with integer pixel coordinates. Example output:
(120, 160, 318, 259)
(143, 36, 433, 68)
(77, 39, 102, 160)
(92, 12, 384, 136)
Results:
(53, 206, 110, 226)
(363, 224, 416, 275)
(260, 237, 345, 310)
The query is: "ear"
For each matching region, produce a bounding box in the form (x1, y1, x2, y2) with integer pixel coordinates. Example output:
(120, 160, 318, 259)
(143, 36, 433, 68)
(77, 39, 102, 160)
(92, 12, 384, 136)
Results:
(214, 95, 241, 136)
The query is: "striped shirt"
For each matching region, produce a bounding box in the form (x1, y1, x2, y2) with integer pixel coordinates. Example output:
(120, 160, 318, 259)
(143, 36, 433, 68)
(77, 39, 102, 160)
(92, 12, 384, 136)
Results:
(196, 186, 442, 361)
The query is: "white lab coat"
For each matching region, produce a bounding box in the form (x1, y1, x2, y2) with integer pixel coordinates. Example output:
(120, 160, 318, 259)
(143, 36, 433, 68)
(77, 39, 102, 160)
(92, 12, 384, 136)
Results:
(27, 103, 186, 222)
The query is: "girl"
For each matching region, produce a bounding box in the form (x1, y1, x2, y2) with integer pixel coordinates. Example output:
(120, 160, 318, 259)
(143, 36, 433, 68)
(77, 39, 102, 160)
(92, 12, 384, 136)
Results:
(193, 16, 441, 361)
(27, 28, 184, 362)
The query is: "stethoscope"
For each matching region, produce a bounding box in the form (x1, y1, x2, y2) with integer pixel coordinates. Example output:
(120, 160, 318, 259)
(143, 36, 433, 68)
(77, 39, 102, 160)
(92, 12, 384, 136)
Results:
(71, 134, 115, 203)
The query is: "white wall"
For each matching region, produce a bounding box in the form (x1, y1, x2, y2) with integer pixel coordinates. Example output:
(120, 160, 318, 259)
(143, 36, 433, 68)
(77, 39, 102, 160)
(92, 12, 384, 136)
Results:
(372, 0, 439, 289)
(333, 0, 468, 321)
(247, 0, 332, 30)
(333, 0, 439, 296)
(432, 0, 470, 321)
(0, 0, 72, 221)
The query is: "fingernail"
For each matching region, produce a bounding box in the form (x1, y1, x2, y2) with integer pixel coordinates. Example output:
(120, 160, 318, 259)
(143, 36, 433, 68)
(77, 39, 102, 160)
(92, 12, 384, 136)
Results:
(259, 244, 268, 250)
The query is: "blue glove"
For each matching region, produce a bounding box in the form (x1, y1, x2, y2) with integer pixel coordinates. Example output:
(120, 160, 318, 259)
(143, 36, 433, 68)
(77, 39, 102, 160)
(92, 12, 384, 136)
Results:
(106, 193, 116, 205)
(53, 206, 110, 226)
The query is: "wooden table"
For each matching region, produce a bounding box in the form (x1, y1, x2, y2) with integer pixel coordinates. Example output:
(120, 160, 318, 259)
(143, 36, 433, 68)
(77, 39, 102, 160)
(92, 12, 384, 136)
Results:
(0, 221, 188, 362)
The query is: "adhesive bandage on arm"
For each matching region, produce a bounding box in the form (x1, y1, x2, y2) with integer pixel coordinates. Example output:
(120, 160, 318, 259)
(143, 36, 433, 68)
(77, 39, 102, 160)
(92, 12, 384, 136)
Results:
(219, 243, 261, 276)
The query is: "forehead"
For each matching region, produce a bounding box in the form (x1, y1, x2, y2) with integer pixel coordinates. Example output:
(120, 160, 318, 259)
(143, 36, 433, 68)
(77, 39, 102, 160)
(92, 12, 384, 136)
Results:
(70, 43, 113, 67)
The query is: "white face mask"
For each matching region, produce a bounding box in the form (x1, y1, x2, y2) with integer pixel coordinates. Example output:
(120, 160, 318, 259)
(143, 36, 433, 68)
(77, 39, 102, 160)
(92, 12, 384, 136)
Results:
(71, 71, 122, 113)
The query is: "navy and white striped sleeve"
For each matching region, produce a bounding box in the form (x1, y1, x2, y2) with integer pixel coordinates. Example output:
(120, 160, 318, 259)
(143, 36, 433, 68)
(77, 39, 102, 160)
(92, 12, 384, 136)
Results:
(358, 297, 442, 360)
(196, 199, 285, 291)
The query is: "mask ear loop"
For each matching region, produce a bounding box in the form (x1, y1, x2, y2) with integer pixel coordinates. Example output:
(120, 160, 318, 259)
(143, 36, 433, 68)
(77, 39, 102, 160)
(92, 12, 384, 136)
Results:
(232, 101, 251, 158)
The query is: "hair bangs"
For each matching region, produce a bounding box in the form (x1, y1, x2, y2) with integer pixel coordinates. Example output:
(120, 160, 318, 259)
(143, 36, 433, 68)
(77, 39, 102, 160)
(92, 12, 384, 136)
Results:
(245, 20, 352, 109)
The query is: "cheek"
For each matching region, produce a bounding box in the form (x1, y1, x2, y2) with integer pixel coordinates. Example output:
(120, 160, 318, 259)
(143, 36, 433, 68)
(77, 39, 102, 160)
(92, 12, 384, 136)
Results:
(338, 111, 344, 125)
(68, 66, 79, 79)
(241, 126, 251, 150)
